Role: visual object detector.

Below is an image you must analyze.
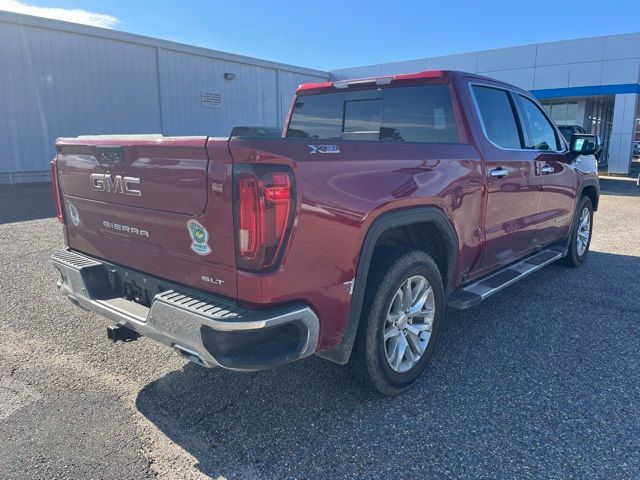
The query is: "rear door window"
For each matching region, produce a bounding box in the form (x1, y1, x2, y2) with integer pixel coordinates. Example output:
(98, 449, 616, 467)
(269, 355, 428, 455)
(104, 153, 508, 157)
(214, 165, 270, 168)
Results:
(471, 85, 523, 149)
(286, 84, 460, 143)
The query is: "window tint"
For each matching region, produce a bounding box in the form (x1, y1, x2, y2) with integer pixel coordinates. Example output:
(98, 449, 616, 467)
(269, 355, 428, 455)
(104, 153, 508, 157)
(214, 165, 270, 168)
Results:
(343, 99, 381, 141)
(381, 85, 459, 142)
(472, 86, 522, 149)
(286, 85, 459, 143)
(286, 93, 343, 139)
(518, 95, 560, 150)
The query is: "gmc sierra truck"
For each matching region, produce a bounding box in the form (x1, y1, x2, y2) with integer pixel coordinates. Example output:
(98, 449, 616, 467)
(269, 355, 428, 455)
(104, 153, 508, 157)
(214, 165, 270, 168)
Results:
(51, 70, 600, 395)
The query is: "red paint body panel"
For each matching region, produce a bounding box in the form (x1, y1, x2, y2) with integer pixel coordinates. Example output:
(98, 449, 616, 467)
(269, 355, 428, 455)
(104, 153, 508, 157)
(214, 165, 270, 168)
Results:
(52, 71, 598, 356)
(228, 139, 483, 349)
(56, 136, 239, 299)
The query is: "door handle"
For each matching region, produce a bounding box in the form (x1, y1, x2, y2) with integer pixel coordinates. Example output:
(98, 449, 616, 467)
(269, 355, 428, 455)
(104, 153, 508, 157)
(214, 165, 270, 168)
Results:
(490, 168, 509, 179)
(540, 165, 554, 174)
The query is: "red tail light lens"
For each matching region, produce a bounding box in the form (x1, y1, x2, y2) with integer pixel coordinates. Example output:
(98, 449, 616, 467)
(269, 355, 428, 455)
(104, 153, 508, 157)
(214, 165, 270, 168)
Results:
(50, 157, 64, 223)
(238, 175, 260, 258)
(234, 166, 294, 271)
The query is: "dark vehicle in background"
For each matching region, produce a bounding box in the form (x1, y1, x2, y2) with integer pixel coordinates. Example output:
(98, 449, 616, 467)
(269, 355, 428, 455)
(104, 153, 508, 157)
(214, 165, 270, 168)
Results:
(50, 71, 600, 395)
(633, 142, 640, 158)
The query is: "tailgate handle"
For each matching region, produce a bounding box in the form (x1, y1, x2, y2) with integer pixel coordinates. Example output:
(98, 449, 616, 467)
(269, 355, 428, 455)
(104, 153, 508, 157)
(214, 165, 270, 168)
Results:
(96, 146, 124, 164)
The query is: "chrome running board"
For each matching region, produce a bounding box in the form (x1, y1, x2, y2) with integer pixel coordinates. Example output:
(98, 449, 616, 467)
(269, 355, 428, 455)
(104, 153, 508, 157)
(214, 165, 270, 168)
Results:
(448, 249, 564, 309)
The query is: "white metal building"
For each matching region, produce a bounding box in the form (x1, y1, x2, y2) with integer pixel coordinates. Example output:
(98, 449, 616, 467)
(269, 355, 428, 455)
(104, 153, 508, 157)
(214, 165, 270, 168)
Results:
(1, 10, 639, 184)
(0, 11, 328, 184)
(331, 34, 640, 174)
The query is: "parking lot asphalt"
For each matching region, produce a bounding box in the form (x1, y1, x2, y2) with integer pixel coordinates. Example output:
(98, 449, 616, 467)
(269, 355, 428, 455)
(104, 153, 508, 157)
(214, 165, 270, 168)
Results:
(1, 179, 639, 479)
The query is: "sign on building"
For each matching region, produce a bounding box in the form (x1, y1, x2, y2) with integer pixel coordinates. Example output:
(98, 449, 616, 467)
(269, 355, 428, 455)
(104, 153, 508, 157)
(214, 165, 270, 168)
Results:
(201, 92, 223, 109)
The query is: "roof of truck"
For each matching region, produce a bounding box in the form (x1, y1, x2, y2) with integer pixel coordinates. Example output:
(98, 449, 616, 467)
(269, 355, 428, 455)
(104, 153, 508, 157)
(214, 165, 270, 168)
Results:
(296, 70, 528, 96)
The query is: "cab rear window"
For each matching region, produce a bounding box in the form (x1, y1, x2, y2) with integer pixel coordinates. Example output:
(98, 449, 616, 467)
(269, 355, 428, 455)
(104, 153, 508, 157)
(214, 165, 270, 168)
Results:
(286, 84, 460, 143)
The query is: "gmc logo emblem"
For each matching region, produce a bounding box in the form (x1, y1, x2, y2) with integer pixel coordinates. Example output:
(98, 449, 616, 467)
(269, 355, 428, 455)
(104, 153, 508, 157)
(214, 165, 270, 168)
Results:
(90, 174, 142, 196)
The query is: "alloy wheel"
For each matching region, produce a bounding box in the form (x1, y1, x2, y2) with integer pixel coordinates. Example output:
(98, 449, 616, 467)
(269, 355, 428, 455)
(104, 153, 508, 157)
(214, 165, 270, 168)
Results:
(576, 207, 591, 256)
(384, 275, 435, 373)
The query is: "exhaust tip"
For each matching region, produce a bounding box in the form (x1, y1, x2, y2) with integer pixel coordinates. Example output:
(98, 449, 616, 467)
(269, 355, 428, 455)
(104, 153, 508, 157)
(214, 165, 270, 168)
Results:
(174, 345, 205, 366)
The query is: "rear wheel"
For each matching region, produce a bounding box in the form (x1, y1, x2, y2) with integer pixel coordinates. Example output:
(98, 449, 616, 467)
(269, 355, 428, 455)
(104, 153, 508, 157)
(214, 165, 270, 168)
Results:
(562, 196, 593, 267)
(349, 248, 444, 396)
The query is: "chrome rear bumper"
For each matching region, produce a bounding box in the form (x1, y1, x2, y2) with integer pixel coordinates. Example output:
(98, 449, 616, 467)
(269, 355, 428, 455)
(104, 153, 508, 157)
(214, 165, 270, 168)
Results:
(51, 249, 319, 371)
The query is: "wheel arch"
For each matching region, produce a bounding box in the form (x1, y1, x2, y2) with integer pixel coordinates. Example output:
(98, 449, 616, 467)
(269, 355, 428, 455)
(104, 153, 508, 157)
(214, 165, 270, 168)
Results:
(316, 206, 458, 365)
(579, 178, 600, 211)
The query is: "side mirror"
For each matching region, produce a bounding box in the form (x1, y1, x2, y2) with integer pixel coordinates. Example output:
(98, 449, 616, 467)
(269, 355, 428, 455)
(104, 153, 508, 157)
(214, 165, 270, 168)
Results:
(570, 134, 600, 156)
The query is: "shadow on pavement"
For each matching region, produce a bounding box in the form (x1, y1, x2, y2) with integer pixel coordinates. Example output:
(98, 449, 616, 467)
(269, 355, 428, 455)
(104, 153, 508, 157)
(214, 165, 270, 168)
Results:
(0, 183, 55, 224)
(599, 177, 639, 197)
(136, 250, 640, 479)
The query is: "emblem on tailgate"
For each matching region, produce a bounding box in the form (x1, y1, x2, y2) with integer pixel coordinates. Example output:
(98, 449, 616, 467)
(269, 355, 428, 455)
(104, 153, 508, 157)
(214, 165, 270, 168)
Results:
(68, 202, 80, 226)
(102, 221, 149, 237)
(187, 219, 212, 256)
(90, 173, 142, 197)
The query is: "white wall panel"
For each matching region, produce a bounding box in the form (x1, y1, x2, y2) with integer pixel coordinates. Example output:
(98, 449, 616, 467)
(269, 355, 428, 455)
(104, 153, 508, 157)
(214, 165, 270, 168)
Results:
(0, 12, 327, 183)
(426, 53, 477, 72)
(380, 59, 428, 76)
(331, 33, 640, 89)
(0, 22, 161, 177)
(477, 45, 537, 72)
(480, 68, 535, 90)
(603, 33, 640, 60)
(609, 93, 638, 173)
(533, 65, 570, 90)
(567, 62, 602, 87)
(535, 37, 605, 66)
(158, 49, 278, 136)
(601, 59, 640, 85)
(331, 64, 382, 80)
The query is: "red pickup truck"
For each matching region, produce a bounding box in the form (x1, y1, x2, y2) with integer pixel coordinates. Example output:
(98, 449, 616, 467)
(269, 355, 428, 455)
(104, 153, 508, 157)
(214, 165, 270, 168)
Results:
(51, 70, 599, 395)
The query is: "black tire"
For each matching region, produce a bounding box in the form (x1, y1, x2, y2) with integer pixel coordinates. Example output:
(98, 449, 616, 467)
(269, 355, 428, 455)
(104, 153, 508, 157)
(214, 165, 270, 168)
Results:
(349, 247, 444, 396)
(562, 195, 594, 267)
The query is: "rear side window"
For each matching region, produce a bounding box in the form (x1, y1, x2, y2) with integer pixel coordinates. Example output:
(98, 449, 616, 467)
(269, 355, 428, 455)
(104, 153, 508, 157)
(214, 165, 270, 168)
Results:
(472, 85, 522, 149)
(286, 85, 460, 143)
(285, 93, 343, 140)
(518, 95, 561, 151)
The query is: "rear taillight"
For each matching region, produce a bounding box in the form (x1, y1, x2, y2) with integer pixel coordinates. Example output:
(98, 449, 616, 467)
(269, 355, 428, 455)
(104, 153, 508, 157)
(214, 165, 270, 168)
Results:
(50, 157, 64, 223)
(234, 165, 294, 271)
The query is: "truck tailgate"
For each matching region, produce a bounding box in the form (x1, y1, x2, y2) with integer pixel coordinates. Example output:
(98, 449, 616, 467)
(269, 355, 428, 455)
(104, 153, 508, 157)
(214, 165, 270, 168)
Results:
(55, 136, 238, 298)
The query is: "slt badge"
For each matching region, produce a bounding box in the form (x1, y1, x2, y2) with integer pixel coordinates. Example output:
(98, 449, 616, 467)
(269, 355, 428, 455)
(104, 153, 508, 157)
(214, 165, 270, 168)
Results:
(187, 219, 212, 256)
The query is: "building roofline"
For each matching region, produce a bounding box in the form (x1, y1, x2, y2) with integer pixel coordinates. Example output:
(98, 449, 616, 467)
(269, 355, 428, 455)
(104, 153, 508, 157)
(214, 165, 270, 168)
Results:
(0, 9, 329, 78)
(330, 31, 640, 73)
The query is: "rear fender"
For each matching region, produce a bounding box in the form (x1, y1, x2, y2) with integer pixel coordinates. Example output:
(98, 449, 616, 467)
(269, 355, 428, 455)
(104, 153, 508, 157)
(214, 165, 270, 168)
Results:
(317, 207, 458, 364)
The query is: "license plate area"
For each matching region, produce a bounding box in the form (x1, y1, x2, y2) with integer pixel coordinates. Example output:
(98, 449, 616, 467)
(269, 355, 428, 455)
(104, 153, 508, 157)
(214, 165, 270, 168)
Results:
(104, 265, 171, 308)
(123, 280, 153, 307)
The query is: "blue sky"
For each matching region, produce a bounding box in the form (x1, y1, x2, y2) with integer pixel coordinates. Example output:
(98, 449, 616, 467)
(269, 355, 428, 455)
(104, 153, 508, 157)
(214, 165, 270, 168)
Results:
(3, 0, 640, 71)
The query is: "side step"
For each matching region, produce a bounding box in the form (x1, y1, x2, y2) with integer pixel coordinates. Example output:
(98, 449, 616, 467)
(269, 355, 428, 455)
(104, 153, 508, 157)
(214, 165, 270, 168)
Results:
(448, 249, 564, 310)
